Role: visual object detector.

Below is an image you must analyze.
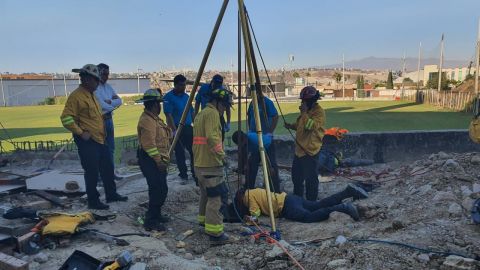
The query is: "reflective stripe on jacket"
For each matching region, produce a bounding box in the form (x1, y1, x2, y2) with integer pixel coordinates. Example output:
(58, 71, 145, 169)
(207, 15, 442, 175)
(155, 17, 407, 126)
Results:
(137, 110, 172, 167)
(193, 103, 224, 167)
(292, 103, 326, 157)
(60, 86, 105, 144)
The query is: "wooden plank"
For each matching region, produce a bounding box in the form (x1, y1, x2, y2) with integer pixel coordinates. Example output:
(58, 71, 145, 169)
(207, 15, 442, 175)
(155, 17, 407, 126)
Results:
(33, 190, 66, 208)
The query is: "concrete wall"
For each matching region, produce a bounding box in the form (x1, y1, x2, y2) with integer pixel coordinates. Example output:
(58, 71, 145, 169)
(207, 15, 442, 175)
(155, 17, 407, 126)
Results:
(251, 130, 480, 163)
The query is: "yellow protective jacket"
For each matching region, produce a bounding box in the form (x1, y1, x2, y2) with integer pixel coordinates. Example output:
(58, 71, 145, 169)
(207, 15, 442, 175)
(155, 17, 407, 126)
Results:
(243, 188, 287, 218)
(60, 86, 105, 144)
(193, 103, 224, 167)
(41, 212, 95, 236)
(292, 103, 326, 157)
(137, 110, 172, 168)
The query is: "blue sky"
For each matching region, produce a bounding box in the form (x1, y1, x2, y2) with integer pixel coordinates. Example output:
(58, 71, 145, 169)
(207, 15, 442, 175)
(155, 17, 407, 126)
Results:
(1, 0, 479, 73)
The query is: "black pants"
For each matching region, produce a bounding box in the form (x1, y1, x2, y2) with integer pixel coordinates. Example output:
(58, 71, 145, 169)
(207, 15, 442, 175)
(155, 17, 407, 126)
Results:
(282, 191, 347, 223)
(220, 115, 226, 142)
(292, 154, 319, 201)
(174, 125, 196, 181)
(74, 136, 117, 204)
(246, 144, 280, 192)
(138, 149, 168, 222)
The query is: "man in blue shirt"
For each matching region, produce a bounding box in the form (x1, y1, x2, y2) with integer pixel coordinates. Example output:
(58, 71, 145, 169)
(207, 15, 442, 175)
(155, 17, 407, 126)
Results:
(164, 74, 197, 185)
(95, 63, 123, 180)
(194, 74, 231, 141)
(245, 90, 280, 191)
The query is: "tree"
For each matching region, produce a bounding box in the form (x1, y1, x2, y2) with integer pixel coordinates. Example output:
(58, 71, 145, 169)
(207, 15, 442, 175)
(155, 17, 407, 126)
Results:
(356, 76, 365, 90)
(386, 71, 394, 89)
(332, 72, 342, 90)
(403, 77, 413, 83)
(292, 72, 300, 78)
(426, 72, 449, 90)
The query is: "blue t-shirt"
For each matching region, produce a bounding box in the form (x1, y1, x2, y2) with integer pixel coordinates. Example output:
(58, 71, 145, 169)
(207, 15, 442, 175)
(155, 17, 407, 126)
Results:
(195, 83, 226, 110)
(247, 97, 278, 132)
(247, 132, 272, 152)
(163, 90, 194, 126)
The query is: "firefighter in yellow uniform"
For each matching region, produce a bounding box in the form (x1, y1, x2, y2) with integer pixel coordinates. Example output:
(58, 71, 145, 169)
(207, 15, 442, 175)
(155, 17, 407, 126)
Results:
(136, 89, 172, 232)
(60, 64, 127, 210)
(193, 89, 234, 245)
(285, 86, 326, 201)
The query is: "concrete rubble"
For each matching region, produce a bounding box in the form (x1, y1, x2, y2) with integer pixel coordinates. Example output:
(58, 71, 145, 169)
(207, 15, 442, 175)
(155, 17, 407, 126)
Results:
(0, 151, 478, 269)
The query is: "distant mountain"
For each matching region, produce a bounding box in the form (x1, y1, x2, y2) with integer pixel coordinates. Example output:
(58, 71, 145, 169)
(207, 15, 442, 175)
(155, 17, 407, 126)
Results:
(320, 56, 469, 71)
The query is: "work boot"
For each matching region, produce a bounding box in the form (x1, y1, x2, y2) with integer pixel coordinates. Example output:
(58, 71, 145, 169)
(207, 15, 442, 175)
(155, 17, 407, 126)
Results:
(345, 183, 369, 200)
(144, 220, 166, 232)
(157, 213, 171, 223)
(209, 233, 238, 246)
(88, 201, 110, 210)
(106, 193, 128, 203)
(334, 202, 360, 221)
(179, 174, 189, 185)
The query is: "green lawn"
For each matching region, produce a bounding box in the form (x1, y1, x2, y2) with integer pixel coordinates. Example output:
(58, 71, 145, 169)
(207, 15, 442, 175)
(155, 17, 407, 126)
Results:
(0, 101, 473, 154)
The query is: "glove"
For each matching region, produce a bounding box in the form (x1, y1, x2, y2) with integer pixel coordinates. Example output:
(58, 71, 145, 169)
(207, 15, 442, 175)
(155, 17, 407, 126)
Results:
(225, 122, 231, 132)
(223, 158, 229, 168)
(157, 162, 168, 172)
(244, 215, 258, 225)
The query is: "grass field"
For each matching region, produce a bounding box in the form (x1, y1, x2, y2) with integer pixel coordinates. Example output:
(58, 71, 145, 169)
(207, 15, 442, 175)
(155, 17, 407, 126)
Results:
(0, 100, 473, 154)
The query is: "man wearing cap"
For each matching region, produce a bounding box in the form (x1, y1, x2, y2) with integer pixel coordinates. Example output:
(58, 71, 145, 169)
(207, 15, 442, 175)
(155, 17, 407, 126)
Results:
(61, 64, 128, 210)
(194, 74, 231, 141)
(193, 88, 235, 245)
(137, 89, 172, 231)
(95, 63, 123, 181)
(163, 75, 197, 184)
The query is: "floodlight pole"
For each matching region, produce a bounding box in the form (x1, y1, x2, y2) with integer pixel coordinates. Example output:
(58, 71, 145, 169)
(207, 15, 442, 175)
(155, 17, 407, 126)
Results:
(238, 0, 277, 232)
(168, 0, 230, 156)
(0, 73, 5, 107)
(475, 19, 480, 95)
(438, 34, 444, 92)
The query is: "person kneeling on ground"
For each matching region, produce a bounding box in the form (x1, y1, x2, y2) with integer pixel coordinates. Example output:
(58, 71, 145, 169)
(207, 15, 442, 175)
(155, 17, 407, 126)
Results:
(232, 184, 368, 223)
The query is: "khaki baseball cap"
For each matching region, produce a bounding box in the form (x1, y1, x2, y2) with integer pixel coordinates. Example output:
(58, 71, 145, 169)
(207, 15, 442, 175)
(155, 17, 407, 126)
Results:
(72, 64, 100, 80)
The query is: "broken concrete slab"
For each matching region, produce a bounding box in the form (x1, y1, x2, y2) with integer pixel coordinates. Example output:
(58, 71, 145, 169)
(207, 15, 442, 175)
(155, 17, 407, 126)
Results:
(0, 252, 29, 270)
(442, 255, 480, 270)
(26, 170, 85, 192)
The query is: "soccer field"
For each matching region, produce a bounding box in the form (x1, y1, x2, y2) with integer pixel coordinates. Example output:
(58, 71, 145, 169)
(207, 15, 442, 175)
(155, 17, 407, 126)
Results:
(0, 100, 472, 153)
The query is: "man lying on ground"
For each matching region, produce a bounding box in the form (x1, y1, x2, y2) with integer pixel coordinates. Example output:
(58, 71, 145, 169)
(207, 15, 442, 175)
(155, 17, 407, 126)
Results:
(230, 184, 368, 223)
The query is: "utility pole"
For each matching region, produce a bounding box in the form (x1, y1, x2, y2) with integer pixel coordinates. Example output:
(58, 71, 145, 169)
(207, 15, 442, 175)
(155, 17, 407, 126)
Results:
(137, 66, 141, 94)
(51, 74, 56, 97)
(0, 72, 5, 107)
(475, 19, 480, 95)
(417, 42, 422, 90)
(401, 51, 406, 99)
(342, 53, 345, 99)
(63, 71, 68, 97)
(438, 34, 444, 91)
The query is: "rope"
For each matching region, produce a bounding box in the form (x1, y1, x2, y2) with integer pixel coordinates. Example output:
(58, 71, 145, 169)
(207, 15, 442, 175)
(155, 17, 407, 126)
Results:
(250, 219, 306, 270)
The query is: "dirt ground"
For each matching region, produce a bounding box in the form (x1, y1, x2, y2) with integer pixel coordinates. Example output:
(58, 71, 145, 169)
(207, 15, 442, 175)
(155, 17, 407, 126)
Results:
(1, 151, 480, 270)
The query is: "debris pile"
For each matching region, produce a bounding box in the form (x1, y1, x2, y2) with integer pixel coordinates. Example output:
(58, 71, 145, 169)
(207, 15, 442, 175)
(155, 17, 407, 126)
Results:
(0, 151, 479, 269)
